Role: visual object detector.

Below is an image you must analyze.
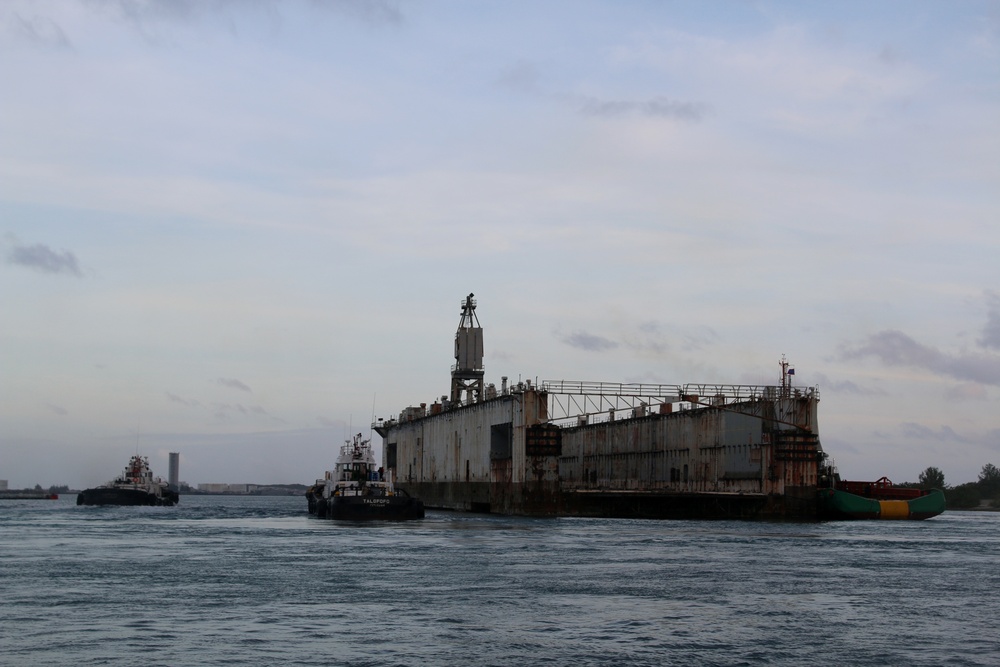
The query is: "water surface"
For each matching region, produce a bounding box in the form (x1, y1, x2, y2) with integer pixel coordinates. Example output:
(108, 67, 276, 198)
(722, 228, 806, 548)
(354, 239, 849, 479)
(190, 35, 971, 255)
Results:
(2, 496, 998, 666)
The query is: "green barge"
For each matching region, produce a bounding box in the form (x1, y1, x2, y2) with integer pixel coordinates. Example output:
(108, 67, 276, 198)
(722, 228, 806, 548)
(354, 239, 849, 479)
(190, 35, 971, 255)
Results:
(819, 476, 945, 520)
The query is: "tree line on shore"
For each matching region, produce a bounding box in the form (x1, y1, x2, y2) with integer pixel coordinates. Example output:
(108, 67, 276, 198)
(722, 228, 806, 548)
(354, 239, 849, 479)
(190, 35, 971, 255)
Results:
(908, 463, 1000, 509)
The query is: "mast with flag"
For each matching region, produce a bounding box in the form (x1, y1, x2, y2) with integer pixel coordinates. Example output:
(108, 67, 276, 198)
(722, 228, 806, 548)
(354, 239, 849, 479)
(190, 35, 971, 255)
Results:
(780, 354, 795, 396)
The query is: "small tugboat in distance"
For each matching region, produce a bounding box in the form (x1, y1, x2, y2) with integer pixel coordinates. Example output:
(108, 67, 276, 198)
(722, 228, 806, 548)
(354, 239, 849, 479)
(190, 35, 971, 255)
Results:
(819, 476, 945, 520)
(307, 433, 424, 520)
(77, 455, 179, 507)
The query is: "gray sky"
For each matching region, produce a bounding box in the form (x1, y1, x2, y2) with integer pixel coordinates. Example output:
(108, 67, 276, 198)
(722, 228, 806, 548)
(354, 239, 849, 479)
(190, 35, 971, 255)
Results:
(2, 0, 998, 489)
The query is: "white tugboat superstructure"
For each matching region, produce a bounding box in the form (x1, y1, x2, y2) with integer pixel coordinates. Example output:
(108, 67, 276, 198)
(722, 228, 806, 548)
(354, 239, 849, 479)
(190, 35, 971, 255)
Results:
(306, 433, 424, 520)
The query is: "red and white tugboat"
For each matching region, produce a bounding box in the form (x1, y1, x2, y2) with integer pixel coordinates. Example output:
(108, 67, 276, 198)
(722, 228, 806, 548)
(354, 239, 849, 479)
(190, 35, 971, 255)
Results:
(77, 455, 179, 507)
(307, 433, 424, 520)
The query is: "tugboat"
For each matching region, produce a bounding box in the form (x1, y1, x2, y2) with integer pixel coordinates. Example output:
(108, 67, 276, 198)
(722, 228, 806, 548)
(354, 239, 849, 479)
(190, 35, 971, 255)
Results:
(77, 455, 179, 507)
(819, 476, 945, 520)
(307, 433, 424, 520)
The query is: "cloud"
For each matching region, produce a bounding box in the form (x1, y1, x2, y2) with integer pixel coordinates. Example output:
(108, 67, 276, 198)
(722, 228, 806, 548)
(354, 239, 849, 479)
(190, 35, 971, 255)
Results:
(677, 326, 719, 353)
(76, 0, 209, 44)
(562, 331, 619, 352)
(987, 430, 1000, 454)
(45, 404, 68, 416)
(166, 392, 200, 407)
(9, 12, 72, 48)
(319, 0, 403, 26)
(557, 321, 719, 357)
(978, 291, 1000, 350)
(497, 61, 541, 94)
(571, 95, 708, 121)
(623, 321, 671, 355)
(811, 372, 885, 396)
(5, 239, 83, 277)
(497, 61, 706, 122)
(900, 422, 973, 444)
(944, 383, 989, 401)
(216, 377, 252, 393)
(83, 0, 402, 32)
(211, 402, 278, 422)
(92, 0, 201, 23)
(838, 330, 1000, 386)
(629, 321, 719, 355)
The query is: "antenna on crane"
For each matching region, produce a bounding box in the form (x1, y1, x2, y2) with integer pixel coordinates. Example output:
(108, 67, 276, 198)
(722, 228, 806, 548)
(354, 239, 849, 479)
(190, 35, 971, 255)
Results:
(451, 293, 485, 405)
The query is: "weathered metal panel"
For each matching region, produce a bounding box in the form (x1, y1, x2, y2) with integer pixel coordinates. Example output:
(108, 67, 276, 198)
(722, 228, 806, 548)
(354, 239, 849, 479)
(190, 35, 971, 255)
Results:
(455, 327, 484, 370)
(559, 407, 766, 495)
(383, 389, 549, 511)
(490, 458, 513, 513)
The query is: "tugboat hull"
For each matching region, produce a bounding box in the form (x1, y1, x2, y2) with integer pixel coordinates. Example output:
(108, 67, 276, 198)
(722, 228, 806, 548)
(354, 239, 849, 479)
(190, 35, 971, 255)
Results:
(77, 487, 178, 507)
(78, 454, 178, 507)
(306, 483, 323, 515)
(315, 494, 425, 520)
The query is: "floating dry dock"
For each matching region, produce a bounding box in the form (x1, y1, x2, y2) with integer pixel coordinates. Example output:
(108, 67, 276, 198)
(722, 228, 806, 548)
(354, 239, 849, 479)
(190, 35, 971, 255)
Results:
(374, 294, 837, 520)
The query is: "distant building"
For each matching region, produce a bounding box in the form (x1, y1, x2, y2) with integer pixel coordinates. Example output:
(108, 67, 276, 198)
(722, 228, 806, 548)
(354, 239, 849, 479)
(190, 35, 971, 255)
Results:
(197, 483, 249, 494)
(190, 482, 302, 495)
(0, 480, 8, 491)
(168, 453, 179, 491)
(198, 483, 227, 494)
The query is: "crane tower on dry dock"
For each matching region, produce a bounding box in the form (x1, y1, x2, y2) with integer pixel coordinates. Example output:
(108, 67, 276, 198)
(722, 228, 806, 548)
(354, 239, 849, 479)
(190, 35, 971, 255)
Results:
(451, 293, 484, 404)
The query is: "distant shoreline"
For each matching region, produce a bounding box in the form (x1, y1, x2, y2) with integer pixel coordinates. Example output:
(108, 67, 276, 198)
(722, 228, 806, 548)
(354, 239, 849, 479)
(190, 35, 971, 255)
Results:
(954, 506, 1000, 512)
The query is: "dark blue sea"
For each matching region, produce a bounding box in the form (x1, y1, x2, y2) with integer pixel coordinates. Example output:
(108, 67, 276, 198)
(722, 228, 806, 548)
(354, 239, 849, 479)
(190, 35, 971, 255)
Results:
(2, 495, 998, 666)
